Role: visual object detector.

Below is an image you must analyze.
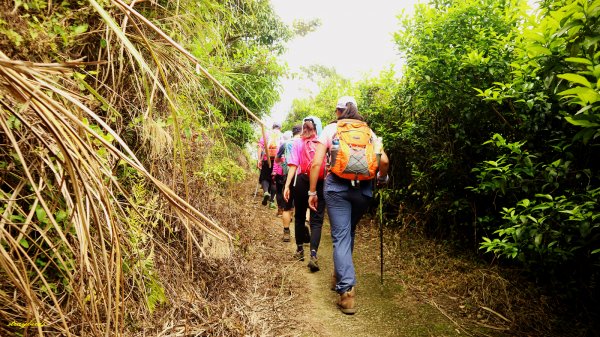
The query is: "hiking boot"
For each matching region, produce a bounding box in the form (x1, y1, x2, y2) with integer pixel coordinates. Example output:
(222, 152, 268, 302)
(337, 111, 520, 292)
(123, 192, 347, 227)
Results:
(308, 256, 320, 272)
(330, 272, 337, 291)
(262, 192, 270, 206)
(337, 287, 356, 315)
(269, 201, 277, 209)
(282, 228, 290, 242)
(293, 249, 304, 261)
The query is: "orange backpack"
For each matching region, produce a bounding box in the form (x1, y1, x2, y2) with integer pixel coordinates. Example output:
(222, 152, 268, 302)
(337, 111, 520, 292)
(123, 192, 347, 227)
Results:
(266, 131, 281, 158)
(329, 119, 378, 181)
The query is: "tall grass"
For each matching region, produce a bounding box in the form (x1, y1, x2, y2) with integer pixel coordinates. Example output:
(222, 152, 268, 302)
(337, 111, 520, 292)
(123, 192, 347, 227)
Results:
(0, 0, 272, 334)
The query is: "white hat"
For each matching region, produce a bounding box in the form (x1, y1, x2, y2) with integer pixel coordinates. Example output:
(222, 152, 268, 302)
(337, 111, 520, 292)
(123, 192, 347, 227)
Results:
(336, 96, 357, 109)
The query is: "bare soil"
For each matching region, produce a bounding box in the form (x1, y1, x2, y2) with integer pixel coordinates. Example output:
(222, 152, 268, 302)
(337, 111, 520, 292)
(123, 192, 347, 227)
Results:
(247, 188, 462, 337)
(200, 177, 578, 337)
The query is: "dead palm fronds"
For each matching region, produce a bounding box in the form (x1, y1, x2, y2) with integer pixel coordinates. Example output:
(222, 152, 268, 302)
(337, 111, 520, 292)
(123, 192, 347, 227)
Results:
(1, 0, 283, 335)
(0, 47, 231, 335)
(106, 0, 272, 167)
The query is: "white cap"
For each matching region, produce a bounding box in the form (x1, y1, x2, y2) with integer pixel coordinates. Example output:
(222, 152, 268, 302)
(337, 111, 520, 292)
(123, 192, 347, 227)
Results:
(336, 96, 357, 109)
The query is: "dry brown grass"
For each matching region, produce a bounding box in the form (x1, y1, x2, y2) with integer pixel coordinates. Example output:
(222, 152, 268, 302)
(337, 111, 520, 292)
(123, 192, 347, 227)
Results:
(360, 223, 574, 337)
(129, 175, 305, 336)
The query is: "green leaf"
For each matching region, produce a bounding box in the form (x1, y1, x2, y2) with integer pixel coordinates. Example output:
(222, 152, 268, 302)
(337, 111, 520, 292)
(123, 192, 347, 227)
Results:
(534, 234, 542, 247)
(527, 45, 552, 57)
(72, 24, 88, 35)
(564, 57, 592, 65)
(55, 210, 67, 223)
(565, 116, 600, 127)
(35, 207, 47, 223)
(573, 128, 597, 144)
(558, 87, 600, 103)
(19, 239, 29, 249)
(557, 73, 593, 88)
(535, 194, 553, 200)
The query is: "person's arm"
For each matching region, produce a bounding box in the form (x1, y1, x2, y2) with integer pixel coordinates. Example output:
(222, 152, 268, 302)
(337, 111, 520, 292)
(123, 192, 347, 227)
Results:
(283, 165, 297, 201)
(377, 150, 390, 186)
(308, 143, 327, 211)
(257, 141, 264, 169)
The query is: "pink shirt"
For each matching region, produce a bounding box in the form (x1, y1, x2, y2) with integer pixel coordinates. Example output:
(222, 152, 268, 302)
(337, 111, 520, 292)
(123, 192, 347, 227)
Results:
(287, 137, 303, 169)
(272, 160, 283, 175)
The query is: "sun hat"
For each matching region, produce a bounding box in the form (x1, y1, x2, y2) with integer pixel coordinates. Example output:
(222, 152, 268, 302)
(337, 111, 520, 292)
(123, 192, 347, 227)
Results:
(336, 96, 357, 109)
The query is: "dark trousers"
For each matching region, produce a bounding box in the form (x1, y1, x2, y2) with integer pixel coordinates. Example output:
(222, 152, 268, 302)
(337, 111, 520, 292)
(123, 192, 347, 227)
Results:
(292, 174, 325, 253)
(259, 159, 275, 202)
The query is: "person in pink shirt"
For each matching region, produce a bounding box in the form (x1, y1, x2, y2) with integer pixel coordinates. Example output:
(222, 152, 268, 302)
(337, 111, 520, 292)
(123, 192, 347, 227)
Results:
(283, 116, 326, 271)
(271, 131, 288, 215)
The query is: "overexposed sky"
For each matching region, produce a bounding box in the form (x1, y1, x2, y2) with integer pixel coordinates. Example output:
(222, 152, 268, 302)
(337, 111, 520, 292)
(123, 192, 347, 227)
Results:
(268, 0, 419, 124)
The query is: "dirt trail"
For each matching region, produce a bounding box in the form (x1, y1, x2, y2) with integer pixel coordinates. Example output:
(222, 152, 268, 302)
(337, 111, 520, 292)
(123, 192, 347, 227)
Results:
(252, 195, 461, 337)
(295, 222, 460, 337)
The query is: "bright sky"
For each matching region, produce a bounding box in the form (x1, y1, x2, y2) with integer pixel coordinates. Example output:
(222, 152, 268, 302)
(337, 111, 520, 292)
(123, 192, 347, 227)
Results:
(267, 0, 419, 125)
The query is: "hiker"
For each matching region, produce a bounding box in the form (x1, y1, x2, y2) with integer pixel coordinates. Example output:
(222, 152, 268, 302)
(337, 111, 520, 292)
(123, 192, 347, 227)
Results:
(308, 96, 389, 315)
(257, 122, 282, 208)
(275, 125, 301, 242)
(272, 130, 290, 217)
(283, 116, 327, 271)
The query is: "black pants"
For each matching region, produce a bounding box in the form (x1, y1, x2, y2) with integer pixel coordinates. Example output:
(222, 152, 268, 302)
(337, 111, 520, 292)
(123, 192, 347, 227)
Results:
(292, 174, 325, 253)
(259, 159, 275, 202)
(275, 174, 293, 210)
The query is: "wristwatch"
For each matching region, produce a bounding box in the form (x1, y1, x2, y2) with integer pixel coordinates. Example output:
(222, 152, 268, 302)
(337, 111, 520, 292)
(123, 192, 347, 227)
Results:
(377, 174, 389, 183)
(308, 190, 317, 196)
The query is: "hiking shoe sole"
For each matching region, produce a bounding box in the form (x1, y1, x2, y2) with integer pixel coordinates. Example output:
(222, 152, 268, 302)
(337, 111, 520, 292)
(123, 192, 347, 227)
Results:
(262, 194, 269, 206)
(337, 305, 357, 315)
(308, 258, 320, 272)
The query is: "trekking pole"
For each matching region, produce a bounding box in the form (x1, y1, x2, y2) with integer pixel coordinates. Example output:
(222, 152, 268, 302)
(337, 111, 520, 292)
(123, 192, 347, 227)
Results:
(253, 183, 259, 198)
(374, 136, 384, 285)
(379, 190, 384, 285)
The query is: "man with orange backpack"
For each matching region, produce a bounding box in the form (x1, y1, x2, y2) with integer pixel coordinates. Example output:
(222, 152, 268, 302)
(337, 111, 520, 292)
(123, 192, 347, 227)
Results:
(283, 116, 327, 271)
(257, 123, 283, 207)
(308, 96, 389, 315)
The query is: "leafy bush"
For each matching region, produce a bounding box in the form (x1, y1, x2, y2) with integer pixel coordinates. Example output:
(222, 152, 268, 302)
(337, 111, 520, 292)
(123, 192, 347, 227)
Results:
(196, 144, 247, 190)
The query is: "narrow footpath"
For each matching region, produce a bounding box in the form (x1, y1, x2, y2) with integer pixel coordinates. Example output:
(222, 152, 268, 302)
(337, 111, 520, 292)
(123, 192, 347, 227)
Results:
(249, 188, 461, 337)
